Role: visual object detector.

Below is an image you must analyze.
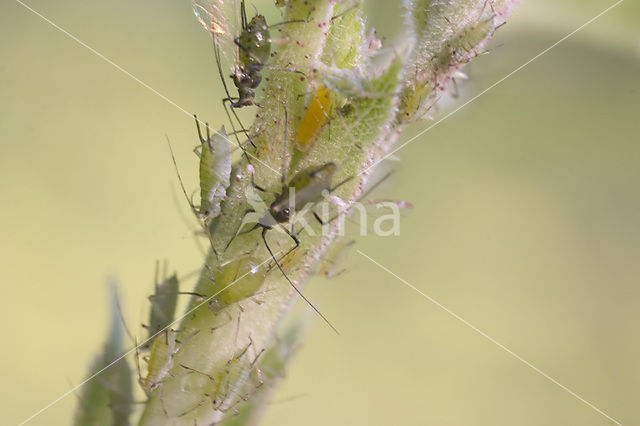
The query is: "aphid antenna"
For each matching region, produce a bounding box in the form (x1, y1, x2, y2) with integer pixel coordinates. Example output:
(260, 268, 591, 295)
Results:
(194, 113, 252, 159)
(313, 170, 392, 226)
(279, 106, 290, 189)
(330, 0, 360, 21)
(246, 335, 266, 387)
(166, 136, 200, 219)
(148, 291, 206, 303)
(479, 0, 497, 19)
(260, 226, 339, 334)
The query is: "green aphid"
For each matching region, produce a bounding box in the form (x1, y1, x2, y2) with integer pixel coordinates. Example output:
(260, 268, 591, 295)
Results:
(195, 120, 232, 223)
(141, 330, 198, 394)
(208, 255, 267, 313)
(435, 16, 496, 70)
(179, 340, 258, 416)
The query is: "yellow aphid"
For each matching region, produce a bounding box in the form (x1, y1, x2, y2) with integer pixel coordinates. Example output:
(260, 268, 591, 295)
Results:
(296, 85, 331, 151)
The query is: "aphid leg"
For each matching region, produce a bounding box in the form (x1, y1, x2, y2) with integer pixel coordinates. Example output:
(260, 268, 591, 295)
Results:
(330, 0, 360, 21)
(175, 329, 200, 352)
(233, 307, 242, 345)
(279, 107, 289, 190)
(247, 336, 266, 388)
(451, 77, 460, 98)
(159, 385, 169, 417)
(221, 97, 257, 150)
(167, 136, 199, 219)
(329, 175, 355, 193)
(210, 314, 233, 333)
(261, 65, 306, 78)
(316, 170, 394, 225)
(261, 227, 338, 334)
(267, 14, 312, 30)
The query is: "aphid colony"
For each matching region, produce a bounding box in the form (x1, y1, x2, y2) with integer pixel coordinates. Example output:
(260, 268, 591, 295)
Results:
(135, 0, 399, 419)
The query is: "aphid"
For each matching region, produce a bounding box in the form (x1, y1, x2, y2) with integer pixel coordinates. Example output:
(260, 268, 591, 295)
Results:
(296, 85, 332, 151)
(193, 0, 272, 109)
(194, 119, 232, 223)
(192, 0, 309, 150)
(434, 15, 496, 72)
(140, 329, 199, 394)
(168, 118, 238, 258)
(242, 160, 352, 334)
(179, 339, 263, 416)
(403, 0, 500, 121)
(207, 253, 267, 314)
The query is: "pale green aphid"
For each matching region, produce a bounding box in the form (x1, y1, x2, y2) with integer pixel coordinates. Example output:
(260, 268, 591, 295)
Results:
(402, 11, 497, 121)
(207, 255, 267, 313)
(180, 340, 263, 416)
(141, 330, 199, 394)
(434, 16, 496, 70)
(195, 121, 232, 224)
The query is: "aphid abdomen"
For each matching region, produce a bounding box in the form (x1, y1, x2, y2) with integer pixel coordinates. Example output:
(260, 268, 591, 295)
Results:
(208, 256, 266, 313)
(142, 333, 176, 393)
(198, 127, 232, 222)
(240, 15, 271, 68)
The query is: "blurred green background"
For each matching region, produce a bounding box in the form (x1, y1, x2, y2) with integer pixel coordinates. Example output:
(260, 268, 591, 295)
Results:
(1, 0, 639, 424)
